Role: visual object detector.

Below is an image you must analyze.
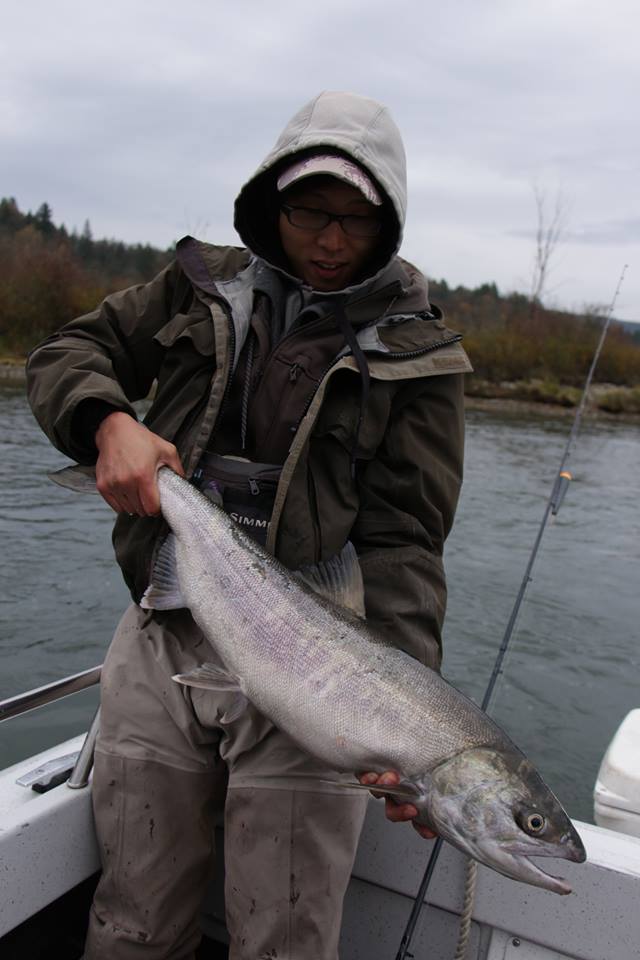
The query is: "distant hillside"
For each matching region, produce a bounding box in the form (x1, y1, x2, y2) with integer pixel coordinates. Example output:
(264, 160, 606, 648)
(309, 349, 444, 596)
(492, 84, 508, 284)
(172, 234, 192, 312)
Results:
(426, 278, 640, 391)
(0, 197, 172, 353)
(0, 197, 172, 283)
(1, 198, 639, 410)
(616, 319, 640, 342)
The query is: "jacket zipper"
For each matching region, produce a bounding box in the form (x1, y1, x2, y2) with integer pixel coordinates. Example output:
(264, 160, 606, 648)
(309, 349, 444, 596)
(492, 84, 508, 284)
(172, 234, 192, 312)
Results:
(213, 300, 237, 427)
(382, 333, 462, 360)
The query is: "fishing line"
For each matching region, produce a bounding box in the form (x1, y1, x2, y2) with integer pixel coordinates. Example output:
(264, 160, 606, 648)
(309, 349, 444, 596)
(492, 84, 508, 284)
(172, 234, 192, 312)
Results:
(394, 264, 628, 960)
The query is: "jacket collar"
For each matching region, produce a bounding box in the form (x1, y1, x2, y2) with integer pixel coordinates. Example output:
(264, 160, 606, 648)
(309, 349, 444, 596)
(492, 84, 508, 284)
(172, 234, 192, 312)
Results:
(174, 237, 453, 361)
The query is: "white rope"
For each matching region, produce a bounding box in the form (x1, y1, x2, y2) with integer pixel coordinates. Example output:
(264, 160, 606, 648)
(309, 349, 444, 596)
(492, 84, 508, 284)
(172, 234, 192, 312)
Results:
(453, 858, 478, 959)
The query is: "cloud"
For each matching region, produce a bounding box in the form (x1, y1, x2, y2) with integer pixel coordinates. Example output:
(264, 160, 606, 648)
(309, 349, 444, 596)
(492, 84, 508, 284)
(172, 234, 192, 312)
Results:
(565, 219, 640, 246)
(1, 0, 639, 318)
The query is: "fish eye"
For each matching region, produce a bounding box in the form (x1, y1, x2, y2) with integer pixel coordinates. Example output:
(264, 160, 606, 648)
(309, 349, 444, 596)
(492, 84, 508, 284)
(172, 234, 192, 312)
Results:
(525, 813, 546, 833)
(515, 808, 547, 834)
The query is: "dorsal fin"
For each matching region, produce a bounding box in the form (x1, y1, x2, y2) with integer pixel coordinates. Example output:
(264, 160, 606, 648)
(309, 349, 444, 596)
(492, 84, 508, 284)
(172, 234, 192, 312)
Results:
(296, 541, 365, 618)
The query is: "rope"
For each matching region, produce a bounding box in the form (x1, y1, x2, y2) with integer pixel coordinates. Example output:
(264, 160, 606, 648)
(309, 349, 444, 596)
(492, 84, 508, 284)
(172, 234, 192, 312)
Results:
(453, 859, 477, 959)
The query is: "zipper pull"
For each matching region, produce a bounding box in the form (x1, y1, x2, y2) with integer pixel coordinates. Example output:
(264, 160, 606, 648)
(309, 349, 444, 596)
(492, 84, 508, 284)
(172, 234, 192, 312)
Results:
(249, 479, 260, 495)
(289, 363, 300, 382)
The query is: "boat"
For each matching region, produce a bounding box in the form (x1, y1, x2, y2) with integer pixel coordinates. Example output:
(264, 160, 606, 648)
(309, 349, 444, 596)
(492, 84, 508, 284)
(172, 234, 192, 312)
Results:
(1, 668, 639, 960)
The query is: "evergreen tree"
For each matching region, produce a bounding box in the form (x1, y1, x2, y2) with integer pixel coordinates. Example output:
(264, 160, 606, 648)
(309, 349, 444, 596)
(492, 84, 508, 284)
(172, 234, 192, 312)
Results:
(34, 202, 55, 236)
(0, 197, 23, 233)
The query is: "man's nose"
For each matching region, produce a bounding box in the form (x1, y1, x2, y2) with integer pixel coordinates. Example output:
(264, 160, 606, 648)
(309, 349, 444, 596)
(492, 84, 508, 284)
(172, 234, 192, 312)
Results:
(317, 219, 345, 251)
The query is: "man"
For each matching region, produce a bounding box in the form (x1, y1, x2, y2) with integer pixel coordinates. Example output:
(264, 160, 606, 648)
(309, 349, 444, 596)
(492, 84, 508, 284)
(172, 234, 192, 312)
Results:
(27, 91, 471, 959)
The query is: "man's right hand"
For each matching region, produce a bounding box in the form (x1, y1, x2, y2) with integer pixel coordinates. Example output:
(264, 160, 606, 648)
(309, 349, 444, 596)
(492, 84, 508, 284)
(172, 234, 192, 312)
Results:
(94, 411, 185, 517)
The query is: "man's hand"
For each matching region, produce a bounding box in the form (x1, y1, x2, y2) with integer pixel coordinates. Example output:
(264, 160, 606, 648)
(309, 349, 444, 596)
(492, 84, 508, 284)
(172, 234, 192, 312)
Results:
(358, 770, 437, 840)
(95, 411, 185, 516)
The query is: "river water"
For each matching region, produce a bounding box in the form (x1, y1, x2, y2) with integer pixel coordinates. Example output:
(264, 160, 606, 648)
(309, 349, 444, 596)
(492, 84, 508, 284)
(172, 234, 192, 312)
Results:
(1, 383, 638, 823)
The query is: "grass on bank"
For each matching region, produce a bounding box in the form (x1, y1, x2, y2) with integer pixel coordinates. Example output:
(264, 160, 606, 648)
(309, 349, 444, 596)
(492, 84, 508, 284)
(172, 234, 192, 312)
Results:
(465, 378, 640, 415)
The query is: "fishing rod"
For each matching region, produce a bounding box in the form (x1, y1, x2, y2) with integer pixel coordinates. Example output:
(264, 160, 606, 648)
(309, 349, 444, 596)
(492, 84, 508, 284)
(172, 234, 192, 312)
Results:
(394, 264, 628, 960)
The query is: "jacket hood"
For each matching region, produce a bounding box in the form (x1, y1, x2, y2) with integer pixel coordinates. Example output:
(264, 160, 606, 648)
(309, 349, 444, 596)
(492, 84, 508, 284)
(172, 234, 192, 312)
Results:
(234, 91, 407, 292)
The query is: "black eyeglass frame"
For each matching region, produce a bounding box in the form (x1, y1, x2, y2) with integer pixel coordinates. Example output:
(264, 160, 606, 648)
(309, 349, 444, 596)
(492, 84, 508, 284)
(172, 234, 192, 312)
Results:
(280, 203, 383, 239)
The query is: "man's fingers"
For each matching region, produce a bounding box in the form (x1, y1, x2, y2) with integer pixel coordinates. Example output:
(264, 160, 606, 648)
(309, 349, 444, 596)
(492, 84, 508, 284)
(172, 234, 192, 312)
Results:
(97, 480, 144, 517)
(165, 450, 186, 478)
(358, 770, 400, 800)
(384, 799, 418, 822)
(95, 475, 126, 514)
(358, 773, 379, 786)
(139, 478, 162, 516)
(413, 823, 438, 840)
(101, 491, 124, 515)
(358, 771, 438, 839)
(94, 415, 184, 516)
(384, 800, 437, 838)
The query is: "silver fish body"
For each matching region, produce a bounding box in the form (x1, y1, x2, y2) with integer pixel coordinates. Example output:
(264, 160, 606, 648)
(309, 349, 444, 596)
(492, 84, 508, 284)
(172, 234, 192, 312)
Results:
(147, 470, 498, 770)
(50, 464, 586, 893)
(142, 467, 586, 894)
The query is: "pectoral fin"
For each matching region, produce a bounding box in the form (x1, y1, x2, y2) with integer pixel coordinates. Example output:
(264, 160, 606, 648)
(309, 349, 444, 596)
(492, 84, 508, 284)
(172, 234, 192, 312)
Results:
(140, 534, 186, 610)
(236, 775, 419, 802)
(312, 778, 420, 802)
(173, 662, 242, 693)
(173, 662, 249, 723)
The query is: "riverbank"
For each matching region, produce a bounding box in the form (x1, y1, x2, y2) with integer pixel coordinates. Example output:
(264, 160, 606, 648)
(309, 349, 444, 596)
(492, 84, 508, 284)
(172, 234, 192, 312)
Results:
(464, 394, 640, 424)
(0, 359, 26, 382)
(3, 358, 640, 422)
(465, 378, 640, 422)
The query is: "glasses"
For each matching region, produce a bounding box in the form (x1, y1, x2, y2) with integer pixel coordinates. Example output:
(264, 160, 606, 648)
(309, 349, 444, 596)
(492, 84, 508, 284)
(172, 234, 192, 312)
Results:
(280, 203, 382, 239)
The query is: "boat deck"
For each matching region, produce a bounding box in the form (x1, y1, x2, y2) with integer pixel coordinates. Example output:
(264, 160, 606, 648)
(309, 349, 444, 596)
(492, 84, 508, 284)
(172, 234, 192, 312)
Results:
(3, 736, 640, 959)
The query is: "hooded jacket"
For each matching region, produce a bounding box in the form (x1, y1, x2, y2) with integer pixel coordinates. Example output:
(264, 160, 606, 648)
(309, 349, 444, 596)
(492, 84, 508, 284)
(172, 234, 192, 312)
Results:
(234, 90, 405, 287)
(26, 92, 471, 669)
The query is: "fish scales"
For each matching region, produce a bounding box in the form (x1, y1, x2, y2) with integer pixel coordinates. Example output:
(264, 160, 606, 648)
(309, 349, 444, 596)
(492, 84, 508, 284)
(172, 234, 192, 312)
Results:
(159, 468, 519, 774)
(49, 463, 586, 893)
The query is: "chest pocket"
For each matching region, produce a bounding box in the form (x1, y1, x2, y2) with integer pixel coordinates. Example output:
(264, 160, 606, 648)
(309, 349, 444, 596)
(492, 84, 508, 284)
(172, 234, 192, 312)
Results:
(311, 372, 393, 462)
(153, 312, 215, 356)
(152, 312, 216, 395)
(145, 312, 216, 441)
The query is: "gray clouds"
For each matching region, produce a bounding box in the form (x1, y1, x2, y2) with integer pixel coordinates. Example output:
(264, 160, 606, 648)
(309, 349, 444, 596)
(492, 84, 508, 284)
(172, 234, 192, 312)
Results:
(1, 0, 638, 318)
(565, 219, 640, 245)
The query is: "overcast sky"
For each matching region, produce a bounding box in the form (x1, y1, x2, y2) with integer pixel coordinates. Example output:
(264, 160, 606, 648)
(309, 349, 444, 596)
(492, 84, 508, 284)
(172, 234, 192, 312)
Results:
(2, 0, 638, 320)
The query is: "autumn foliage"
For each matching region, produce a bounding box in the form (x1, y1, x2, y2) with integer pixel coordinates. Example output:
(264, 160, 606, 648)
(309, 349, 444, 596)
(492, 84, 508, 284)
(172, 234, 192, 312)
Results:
(429, 279, 640, 387)
(1, 198, 639, 393)
(0, 198, 171, 353)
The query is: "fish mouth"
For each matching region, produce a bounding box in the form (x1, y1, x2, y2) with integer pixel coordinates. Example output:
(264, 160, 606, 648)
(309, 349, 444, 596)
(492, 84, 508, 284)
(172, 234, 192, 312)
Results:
(476, 839, 586, 895)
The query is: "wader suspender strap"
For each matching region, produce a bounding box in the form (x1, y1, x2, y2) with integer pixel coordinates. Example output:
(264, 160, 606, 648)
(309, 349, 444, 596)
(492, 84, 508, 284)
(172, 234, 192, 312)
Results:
(334, 300, 370, 477)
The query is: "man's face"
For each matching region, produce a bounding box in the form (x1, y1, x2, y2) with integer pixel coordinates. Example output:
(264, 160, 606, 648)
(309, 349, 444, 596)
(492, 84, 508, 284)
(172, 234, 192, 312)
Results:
(278, 177, 382, 291)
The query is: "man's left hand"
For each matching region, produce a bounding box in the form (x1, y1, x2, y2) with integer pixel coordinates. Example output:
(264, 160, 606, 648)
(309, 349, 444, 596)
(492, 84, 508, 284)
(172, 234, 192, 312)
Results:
(358, 770, 437, 840)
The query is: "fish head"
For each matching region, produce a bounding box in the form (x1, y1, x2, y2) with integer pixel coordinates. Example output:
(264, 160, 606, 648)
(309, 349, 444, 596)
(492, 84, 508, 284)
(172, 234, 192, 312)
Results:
(415, 747, 586, 895)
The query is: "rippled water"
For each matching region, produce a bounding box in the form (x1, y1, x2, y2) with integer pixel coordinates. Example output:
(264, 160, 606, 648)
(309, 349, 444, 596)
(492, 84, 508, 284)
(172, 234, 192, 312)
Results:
(1, 383, 638, 822)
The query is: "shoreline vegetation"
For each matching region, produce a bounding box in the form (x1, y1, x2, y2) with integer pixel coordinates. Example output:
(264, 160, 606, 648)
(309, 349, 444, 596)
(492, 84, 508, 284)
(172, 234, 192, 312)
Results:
(2, 197, 640, 419)
(2, 358, 638, 422)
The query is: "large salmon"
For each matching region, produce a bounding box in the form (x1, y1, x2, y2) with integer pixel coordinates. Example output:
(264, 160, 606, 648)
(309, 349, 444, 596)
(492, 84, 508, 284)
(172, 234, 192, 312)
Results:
(54, 464, 586, 893)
